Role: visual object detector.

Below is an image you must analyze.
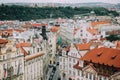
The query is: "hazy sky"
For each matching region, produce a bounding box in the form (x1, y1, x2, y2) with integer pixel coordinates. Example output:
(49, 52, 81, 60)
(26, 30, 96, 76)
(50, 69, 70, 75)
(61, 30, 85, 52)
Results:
(0, 0, 120, 4)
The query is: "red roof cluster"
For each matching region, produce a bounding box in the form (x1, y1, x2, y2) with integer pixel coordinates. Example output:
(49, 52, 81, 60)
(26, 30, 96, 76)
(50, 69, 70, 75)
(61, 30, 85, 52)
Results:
(0, 29, 24, 36)
(81, 47, 120, 68)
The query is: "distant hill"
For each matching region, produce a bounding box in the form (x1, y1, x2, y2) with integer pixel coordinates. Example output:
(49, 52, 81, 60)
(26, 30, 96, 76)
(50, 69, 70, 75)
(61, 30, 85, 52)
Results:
(0, 5, 119, 21)
(2, 2, 118, 8)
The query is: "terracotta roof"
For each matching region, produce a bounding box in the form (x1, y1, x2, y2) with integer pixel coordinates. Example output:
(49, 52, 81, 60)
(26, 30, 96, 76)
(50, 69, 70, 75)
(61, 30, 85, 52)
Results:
(82, 63, 97, 72)
(25, 53, 44, 61)
(50, 26, 60, 32)
(20, 47, 28, 56)
(14, 29, 24, 33)
(31, 23, 48, 27)
(73, 61, 81, 69)
(87, 28, 99, 35)
(91, 21, 110, 27)
(16, 42, 31, 48)
(76, 43, 91, 51)
(116, 41, 120, 49)
(0, 29, 24, 36)
(0, 38, 8, 46)
(0, 31, 3, 36)
(81, 47, 120, 68)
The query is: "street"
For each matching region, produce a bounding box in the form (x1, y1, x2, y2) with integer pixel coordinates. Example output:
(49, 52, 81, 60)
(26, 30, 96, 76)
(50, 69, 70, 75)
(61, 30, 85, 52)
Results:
(46, 54, 61, 80)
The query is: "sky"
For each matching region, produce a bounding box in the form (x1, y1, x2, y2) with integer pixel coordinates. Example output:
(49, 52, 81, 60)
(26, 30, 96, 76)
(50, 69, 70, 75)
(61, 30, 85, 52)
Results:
(0, 0, 120, 4)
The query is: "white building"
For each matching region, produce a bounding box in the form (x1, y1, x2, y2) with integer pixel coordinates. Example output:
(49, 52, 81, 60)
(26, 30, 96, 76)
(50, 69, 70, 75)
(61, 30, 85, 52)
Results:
(25, 53, 44, 80)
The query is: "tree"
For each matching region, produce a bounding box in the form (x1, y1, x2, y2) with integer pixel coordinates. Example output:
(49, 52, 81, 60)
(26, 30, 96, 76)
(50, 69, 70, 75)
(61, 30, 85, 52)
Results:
(106, 34, 120, 42)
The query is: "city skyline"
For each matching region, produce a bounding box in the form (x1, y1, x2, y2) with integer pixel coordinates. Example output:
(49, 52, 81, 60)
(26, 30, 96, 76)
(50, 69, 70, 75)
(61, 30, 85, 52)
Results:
(0, 0, 120, 4)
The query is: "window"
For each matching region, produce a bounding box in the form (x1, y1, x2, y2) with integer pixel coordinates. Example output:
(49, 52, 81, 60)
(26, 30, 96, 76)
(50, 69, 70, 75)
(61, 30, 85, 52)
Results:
(86, 72, 88, 78)
(69, 58, 71, 62)
(69, 70, 71, 74)
(81, 34, 83, 36)
(78, 71, 80, 76)
(81, 71, 84, 77)
(93, 75, 96, 80)
(99, 76, 102, 80)
(60, 65, 62, 69)
(73, 71, 75, 76)
(89, 73, 92, 79)
(69, 63, 71, 68)
(3, 55, 5, 60)
(63, 58, 65, 62)
(73, 59, 75, 63)
(59, 58, 62, 62)
(81, 30, 83, 32)
(37, 48, 39, 52)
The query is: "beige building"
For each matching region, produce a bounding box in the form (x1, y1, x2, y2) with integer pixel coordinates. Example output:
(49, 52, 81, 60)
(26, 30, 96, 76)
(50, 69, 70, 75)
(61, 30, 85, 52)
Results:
(0, 39, 24, 80)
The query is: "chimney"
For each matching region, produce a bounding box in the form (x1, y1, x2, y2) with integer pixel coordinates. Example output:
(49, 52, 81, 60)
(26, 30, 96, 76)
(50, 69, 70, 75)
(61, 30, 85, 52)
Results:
(41, 25, 48, 40)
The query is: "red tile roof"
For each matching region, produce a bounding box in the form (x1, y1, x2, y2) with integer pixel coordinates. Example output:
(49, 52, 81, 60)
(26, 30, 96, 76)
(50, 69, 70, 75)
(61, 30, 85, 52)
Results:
(25, 53, 44, 61)
(31, 23, 48, 27)
(87, 28, 99, 35)
(50, 26, 60, 32)
(81, 47, 120, 68)
(16, 42, 31, 48)
(0, 29, 24, 36)
(73, 61, 81, 69)
(20, 47, 28, 56)
(76, 43, 91, 51)
(14, 29, 24, 33)
(91, 21, 110, 27)
(0, 38, 8, 46)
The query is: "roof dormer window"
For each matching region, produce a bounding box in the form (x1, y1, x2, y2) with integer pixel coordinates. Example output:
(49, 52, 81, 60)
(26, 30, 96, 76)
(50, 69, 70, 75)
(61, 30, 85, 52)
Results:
(97, 52, 102, 57)
(111, 55, 117, 60)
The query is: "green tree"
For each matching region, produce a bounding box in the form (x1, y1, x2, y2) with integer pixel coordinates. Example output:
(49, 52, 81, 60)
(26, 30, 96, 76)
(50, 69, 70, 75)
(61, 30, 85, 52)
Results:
(106, 34, 120, 42)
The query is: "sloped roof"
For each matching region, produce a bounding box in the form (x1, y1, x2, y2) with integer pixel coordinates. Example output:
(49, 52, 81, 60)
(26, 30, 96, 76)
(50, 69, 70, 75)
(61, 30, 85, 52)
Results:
(25, 53, 44, 61)
(76, 43, 91, 51)
(50, 26, 60, 32)
(73, 61, 81, 70)
(0, 38, 8, 46)
(20, 47, 28, 56)
(32, 23, 42, 27)
(87, 28, 99, 35)
(31, 23, 48, 27)
(0, 29, 24, 36)
(91, 21, 110, 27)
(81, 47, 120, 68)
(16, 42, 31, 48)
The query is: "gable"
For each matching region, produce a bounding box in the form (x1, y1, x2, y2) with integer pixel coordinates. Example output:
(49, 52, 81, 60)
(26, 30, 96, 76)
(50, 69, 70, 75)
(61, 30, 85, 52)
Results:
(82, 64, 97, 74)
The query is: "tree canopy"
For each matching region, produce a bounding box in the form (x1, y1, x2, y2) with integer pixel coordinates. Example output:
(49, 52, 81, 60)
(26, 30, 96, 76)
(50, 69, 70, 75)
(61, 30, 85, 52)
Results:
(106, 34, 120, 42)
(0, 4, 119, 21)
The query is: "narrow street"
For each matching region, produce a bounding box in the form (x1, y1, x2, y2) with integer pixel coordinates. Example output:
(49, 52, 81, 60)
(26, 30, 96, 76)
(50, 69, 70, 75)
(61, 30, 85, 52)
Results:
(46, 54, 61, 80)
